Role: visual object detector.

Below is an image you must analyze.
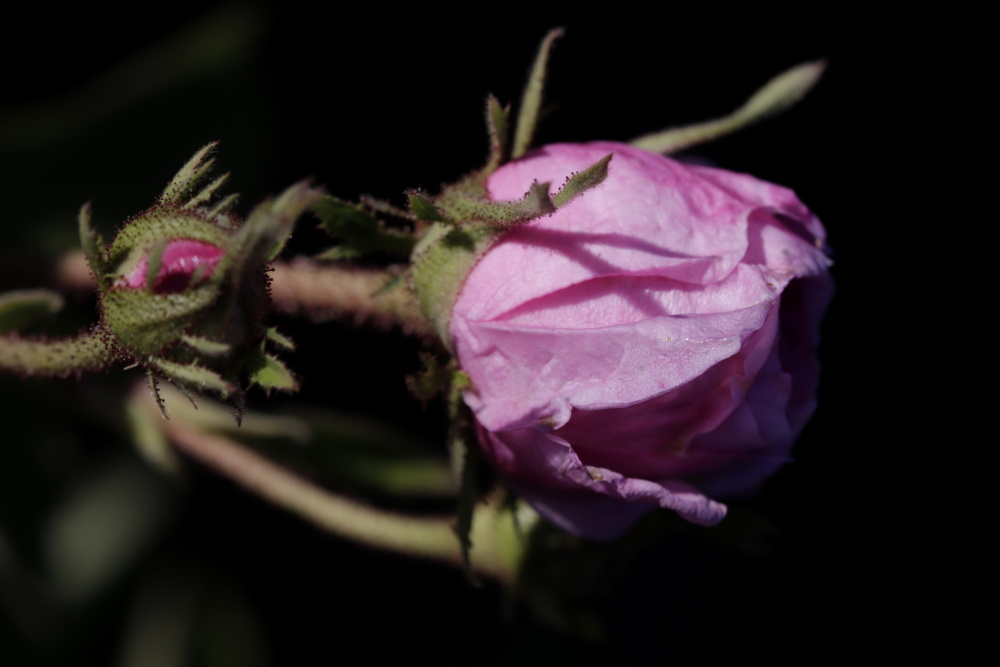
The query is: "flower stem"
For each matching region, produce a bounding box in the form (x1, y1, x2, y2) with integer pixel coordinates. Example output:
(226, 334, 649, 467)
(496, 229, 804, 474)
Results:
(0, 327, 114, 376)
(51, 251, 434, 339)
(157, 410, 514, 582)
(268, 258, 433, 339)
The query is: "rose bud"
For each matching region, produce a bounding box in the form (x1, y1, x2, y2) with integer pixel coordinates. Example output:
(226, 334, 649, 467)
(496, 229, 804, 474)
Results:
(449, 142, 832, 540)
(81, 143, 321, 413)
(117, 239, 224, 294)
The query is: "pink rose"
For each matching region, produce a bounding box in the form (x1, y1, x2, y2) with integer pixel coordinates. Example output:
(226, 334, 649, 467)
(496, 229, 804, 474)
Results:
(118, 239, 224, 294)
(450, 142, 832, 540)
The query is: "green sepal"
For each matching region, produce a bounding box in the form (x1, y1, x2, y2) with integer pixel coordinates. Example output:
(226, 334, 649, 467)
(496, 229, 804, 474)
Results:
(410, 222, 497, 347)
(181, 334, 231, 356)
(312, 194, 415, 260)
(145, 370, 169, 419)
(181, 172, 230, 211)
(102, 285, 219, 356)
(483, 95, 511, 174)
(151, 358, 235, 395)
(407, 191, 452, 223)
(512, 28, 564, 159)
(247, 350, 298, 393)
(159, 142, 219, 206)
(630, 60, 827, 154)
(78, 203, 110, 291)
(0, 289, 64, 333)
(206, 193, 240, 222)
(411, 155, 611, 347)
(265, 327, 295, 350)
(221, 181, 323, 278)
(436, 180, 555, 227)
(553, 153, 613, 208)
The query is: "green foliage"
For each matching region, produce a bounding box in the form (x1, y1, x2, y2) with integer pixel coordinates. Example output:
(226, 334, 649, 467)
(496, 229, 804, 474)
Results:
(313, 194, 415, 260)
(247, 350, 298, 393)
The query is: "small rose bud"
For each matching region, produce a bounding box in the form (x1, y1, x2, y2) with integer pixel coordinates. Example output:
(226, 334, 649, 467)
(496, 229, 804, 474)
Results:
(118, 239, 224, 294)
(79, 143, 321, 413)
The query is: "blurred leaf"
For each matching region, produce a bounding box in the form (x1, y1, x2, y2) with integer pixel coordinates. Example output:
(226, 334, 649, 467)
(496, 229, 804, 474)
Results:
(43, 461, 175, 602)
(0, 289, 63, 333)
(126, 391, 182, 475)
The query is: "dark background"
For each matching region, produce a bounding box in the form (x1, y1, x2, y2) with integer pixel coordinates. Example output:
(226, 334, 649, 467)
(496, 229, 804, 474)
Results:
(0, 4, 939, 665)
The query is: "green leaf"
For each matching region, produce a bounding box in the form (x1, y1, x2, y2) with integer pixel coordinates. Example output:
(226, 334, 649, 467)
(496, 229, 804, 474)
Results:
(630, 60, 827, 154)
(247, 351, 297, 393)
(312, 194, 415, 259)
(512, 28, 564, 159)
(553, 153, 612, 208)
(0, 289, 64, 333)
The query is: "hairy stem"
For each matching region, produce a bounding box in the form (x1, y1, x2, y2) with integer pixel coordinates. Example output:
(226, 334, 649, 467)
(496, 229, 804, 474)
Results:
(268, 258, 432, 338)
(52, 251, 433, 340)
(0, 327, 114, 376)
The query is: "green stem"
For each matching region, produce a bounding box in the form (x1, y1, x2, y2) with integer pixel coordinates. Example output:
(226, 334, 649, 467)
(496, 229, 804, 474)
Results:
(158, 411, 514, 582)
(0, 327, 114, 376)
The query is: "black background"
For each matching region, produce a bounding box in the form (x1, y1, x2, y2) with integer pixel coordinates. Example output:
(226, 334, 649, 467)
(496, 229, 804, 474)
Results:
(0, 4, 943, 665)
